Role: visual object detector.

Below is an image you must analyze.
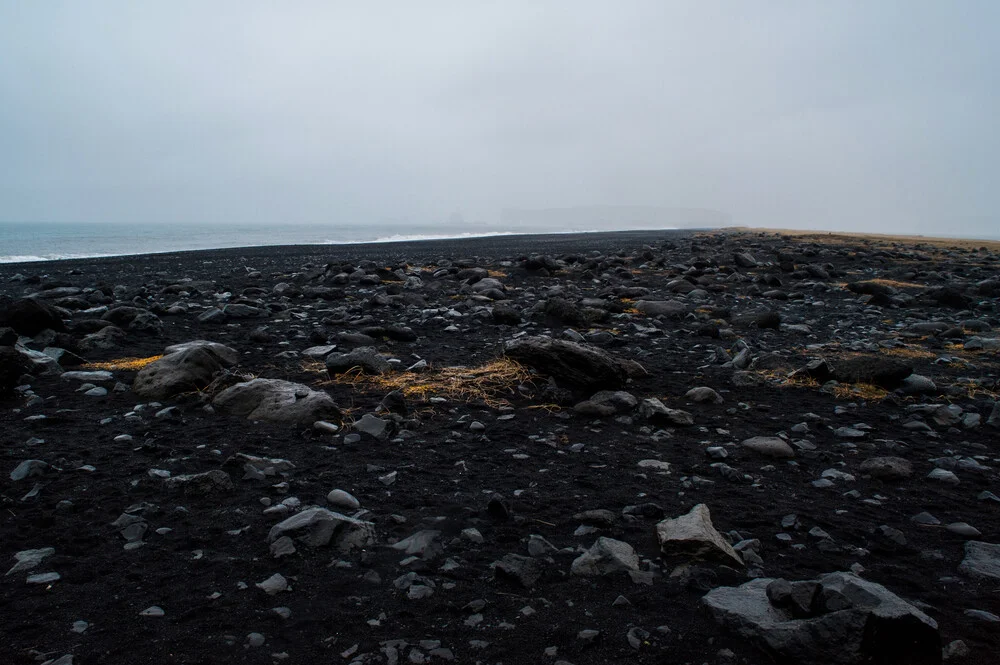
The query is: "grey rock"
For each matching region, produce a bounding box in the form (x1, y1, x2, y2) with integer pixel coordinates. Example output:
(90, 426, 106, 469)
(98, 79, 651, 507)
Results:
(132, 346, 229, 399)
(958, 541, 1000, 580)
(859, 457, 913, 480)
(267, 507, 374, 550)
(741, 436, 794, 458)
(213, 378, 341, 425)
(354, 413, 392, 440)
(639, 398, 694, 426)
(10, 459, 47, 481)
(163, 340, 239, 366)
(493, 553, 542, 588)
(703, 572, 940, 665)
(325, 347, 391, 375)
(570, 537, 640, 576)
(6, 547, 55, 576)
(391, 530, 442, 560)
(656, 503, 743, 567)
(163, 469, 234, 494)
(685, 386, 724, 404)
(326, 489, 360, 511)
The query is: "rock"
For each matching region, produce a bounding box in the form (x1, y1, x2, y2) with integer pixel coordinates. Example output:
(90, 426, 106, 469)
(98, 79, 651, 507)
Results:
(741, 436, 794, 458)
(504, 336, 632, 391)
(10, 459, 47, 481)
(256, 573, 288, 595)
(391, 530, 442, 559)
(656, 504, 743, 567)
(6, 547, 55, 576)
(79, 325, 126, 352)
(326, 489, 360, 511)
(859, 457, 913, 480)
(635, 299, 688, 317)
(958, 541, 1000, 580)
(267, 507, 374, 550)
(163, 340, 239, 366)
(133, 346, 230, 399)
(325, 347, 391, 375)
(927, 468, 960, 485)
(354, 413, 392, 440)
(639, 398, 694, 426)
(899, 375, 937, 395)
(163, 469, 234, 494)
(702, 572, 940, 665)
(0, 346, 31, 396)
(493, 554, 542, 588)
(570, 537, 640, 576)
(685, 386, 723, 404)
(0, 297, 66, 335)
(832, 356, 913, 389)
(213, 378, 341, 425)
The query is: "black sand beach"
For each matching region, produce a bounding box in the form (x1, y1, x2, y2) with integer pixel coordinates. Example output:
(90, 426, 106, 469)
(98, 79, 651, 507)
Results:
(2, 228, 999, 665)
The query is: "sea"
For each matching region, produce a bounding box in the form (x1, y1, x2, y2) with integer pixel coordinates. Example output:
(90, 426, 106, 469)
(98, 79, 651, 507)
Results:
(0, 221, 543, 264)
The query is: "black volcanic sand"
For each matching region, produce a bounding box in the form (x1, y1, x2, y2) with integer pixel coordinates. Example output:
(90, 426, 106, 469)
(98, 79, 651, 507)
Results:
(1, 229, 999, 665)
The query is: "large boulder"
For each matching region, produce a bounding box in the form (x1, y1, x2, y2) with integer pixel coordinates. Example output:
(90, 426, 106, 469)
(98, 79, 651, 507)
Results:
(0, 346, 31, 396)
(164, 340, 239, 366)
(504, 336, 632, 391)
(213, 378, 341, 425)
(656, 503, 743, 567)
(0, 297, 66, 336)
(702, 572, 940, 665)
(132, 345, 230, 399)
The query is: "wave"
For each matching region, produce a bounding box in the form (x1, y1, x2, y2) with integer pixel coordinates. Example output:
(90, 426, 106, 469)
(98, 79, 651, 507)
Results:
(0, 253, 119, 264)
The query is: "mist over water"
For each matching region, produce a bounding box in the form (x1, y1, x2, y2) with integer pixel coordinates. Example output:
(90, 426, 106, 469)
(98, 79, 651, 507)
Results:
(0, 3, 997, 242)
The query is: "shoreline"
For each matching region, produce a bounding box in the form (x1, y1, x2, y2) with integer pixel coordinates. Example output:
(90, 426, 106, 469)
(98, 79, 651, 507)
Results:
(5, 225, 1000, 269)
(0, 228, 702, 270)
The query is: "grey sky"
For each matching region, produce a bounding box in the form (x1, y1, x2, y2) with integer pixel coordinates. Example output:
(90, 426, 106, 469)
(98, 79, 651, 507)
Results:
(1, 1, 997, 235)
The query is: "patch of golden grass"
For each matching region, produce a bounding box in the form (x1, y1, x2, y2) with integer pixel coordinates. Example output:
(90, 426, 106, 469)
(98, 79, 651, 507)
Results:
(882, 346, 936, 360)
(831, 383, 889, 401)
(487, 269, 507, 278)
(755, 369, 819, 389)
(81, 355, 163, 371)
(868, 278, 926, 289)
(326, 358, 533, 409)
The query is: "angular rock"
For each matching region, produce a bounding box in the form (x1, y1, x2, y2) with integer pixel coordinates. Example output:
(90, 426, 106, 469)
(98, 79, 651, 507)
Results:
(163, 469, 234, 494)
(656, 504, 743, 567)
(267, 507, 374, 550)
(703, 572, 940, 664)
(570, 537, 640, 576)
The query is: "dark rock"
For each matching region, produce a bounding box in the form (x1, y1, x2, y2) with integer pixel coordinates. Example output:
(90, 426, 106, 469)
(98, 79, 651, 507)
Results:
(833, 356, 912, 389)
(0, 297, 66, 335)
(703, 572, 941, 665)
(132, 346, 229, 399)
(325, 347, 391, 375)
(0, 346, 31, 396)
(504, 336, 631, 391)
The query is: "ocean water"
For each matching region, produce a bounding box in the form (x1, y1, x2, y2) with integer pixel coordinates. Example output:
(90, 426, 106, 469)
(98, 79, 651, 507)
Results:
(0, 221, 533, 263)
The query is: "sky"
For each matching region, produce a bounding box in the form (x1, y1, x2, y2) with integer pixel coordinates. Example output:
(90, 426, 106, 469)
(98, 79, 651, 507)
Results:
(0, 1, 997, 236)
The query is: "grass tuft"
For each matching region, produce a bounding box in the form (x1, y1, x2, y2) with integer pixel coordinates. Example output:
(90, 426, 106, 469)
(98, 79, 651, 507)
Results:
(81, 355, 163, 371)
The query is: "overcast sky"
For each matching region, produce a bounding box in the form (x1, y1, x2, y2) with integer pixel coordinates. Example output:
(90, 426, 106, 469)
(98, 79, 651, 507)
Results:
(0, 1, 996, 235)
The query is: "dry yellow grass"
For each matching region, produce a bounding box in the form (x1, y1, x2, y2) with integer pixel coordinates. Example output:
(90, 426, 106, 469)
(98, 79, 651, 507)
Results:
(882, 346, 937, 360)
(81, 355, 163, 371)
(487, 269, 507, 278)
(831, 383, 889, 401)
(866, 278, 926, 290)
(323, 358, 533, 409)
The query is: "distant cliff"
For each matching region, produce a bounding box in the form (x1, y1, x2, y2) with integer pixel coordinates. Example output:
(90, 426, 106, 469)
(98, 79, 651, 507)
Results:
(501, 206, 731, 232)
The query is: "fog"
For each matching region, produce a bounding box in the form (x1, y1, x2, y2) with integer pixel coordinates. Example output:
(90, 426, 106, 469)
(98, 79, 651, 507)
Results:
(1, 2, 997, 236)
